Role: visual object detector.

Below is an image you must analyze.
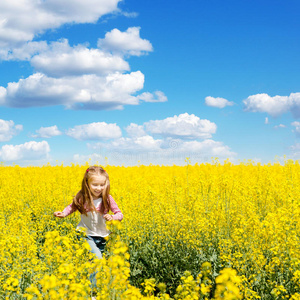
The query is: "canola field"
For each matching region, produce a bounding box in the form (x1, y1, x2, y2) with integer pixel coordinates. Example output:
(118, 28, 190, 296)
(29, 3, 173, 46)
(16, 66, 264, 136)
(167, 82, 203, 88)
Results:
(0, 161, 300, 299)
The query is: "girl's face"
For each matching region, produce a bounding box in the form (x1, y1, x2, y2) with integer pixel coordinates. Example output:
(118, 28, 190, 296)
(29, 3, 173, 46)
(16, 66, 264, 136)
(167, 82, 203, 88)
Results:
(89, 175, 106, 200)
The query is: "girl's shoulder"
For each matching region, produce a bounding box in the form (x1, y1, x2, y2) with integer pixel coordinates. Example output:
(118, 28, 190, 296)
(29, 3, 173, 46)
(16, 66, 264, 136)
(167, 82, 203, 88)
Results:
(108, 194, 115, 201)
(108, 195, 119, 207)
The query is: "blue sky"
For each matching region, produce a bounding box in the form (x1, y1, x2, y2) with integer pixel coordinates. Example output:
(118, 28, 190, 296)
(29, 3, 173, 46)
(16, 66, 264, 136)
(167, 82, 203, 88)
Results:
(0, 0, 299, 166)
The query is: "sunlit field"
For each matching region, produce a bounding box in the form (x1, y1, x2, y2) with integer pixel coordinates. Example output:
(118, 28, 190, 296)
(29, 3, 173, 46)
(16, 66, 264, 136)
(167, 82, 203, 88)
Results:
(1, 161, 300, 299)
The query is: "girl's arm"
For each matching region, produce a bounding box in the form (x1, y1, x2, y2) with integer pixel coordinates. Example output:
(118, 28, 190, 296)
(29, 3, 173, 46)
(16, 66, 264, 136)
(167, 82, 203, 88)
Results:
(103, 195, 123, 221)
(54, 193, 79, 218)
(61, 202, 77, 217)
(54, 211, 66, 218)
(54, 204, 76, 218)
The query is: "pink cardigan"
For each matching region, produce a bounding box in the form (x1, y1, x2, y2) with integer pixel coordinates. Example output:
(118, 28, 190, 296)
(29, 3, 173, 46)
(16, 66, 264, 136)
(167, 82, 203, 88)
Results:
(62, 194, 123, 221)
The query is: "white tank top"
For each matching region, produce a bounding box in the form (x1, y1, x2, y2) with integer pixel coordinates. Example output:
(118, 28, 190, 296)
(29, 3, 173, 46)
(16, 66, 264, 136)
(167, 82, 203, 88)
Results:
(76, 198, 109, 237)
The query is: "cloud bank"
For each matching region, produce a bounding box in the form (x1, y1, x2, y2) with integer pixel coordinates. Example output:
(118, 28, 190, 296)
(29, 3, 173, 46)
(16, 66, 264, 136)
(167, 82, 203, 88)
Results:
(83, 113, 236, 165)
(0, 27, 166, 111)
(1, 113, 236, 165)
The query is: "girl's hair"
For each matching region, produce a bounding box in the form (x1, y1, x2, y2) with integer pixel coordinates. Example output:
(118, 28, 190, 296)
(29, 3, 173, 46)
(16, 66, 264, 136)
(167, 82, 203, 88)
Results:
(72, 166, 110, 215)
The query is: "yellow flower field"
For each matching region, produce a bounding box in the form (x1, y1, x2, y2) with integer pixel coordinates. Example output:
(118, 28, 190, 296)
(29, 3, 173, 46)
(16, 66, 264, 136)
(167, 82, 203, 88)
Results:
(0, 161, 299, 299)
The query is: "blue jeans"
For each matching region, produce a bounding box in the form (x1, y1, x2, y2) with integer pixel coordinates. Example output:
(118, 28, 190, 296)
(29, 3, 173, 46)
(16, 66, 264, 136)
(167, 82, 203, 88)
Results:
(85, 235, 107, 290)
(86, 235, 106, 259)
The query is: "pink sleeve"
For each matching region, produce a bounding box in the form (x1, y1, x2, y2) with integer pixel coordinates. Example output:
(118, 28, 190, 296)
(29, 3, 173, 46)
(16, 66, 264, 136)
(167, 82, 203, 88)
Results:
(62, 203, 77, 217)
(108, 195, 123, 221)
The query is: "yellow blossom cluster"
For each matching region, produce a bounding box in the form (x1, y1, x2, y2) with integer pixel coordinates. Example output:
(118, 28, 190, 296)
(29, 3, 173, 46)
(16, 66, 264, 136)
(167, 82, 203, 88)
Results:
(0, 160, 299, 299)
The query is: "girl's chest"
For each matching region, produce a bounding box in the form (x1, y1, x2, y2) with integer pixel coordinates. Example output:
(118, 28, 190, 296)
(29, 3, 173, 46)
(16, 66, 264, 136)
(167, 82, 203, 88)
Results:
(82, 211, 105, 226)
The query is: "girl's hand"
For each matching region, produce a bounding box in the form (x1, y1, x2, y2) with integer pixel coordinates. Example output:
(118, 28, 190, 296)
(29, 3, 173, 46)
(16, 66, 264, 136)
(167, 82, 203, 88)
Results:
(103, 214, 113, 221)
(54, 211, 65, 218)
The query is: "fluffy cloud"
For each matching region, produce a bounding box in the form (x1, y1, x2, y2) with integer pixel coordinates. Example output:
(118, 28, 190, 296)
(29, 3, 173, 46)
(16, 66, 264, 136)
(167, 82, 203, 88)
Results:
(0, 141, 50, 161)
(0, 71, 167, 110)
(144, 113, 217, 139)
(98, 27, 153, 56)
(0, 41, 48, 61)
(125, 123, 147, 138)
(205, 96, 234, 108)
(243, 93, 300, 118)
(137, 91, 167, 103)
(0, 0, 121, 48)
(0, 15, 165, 111)
(1, 28, 151, 67)
(104, 135, 163, 151)
(32, 125, 62, 138)
(0, 71, 146, 110)
(66, 112, 236, 166)
(66, 122, 122, 140)
(0, 119, 23, 142)
(86, 114, 235, 165)
(30, 39, 130, 77)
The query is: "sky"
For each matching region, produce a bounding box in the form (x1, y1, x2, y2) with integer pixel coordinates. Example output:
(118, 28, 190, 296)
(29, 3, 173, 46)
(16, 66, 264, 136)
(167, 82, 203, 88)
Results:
(0, 0, 299, 166)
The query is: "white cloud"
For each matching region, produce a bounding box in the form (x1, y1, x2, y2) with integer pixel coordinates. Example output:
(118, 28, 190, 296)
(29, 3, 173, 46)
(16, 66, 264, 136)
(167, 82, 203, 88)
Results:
(243, 93, 300, 118)
(205, 96, 234, 108)
(137, 91, 167, 103)
(291, 121, 300, 127)
(32, 125, 62, 138)
(265, 117, 269, 124)
(0, 119, 23, 142)
(0, 141, 50, 161)
(0, 0, 121, 48)
(177, 139, 234, 156)
(0, 41, 48, 61)
(291, 121, 300, 137)
(0, 87, 6, 105)
(74, 114, 236, 165)
(98, 27, 153, 56)
(0, 71, 145, 110)
(88, 137, 236, 166)
(107, 135, 163, 151)
(66, 122, 122, 140)
(125, 123, 147, 137)
(274, 124, 286, 129)
(30, 39, 130, 77)
(121, 11, 139, 18)
(144, 113, 217, 139)
(0, 10, 163, 112)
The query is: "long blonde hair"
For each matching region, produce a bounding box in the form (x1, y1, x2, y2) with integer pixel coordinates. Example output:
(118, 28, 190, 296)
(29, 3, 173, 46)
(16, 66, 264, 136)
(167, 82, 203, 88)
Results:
(72, 166, 110, 215)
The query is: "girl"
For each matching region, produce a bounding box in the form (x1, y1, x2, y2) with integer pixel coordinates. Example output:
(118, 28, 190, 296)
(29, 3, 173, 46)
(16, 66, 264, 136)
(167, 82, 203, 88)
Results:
(54, 166, 123, 259)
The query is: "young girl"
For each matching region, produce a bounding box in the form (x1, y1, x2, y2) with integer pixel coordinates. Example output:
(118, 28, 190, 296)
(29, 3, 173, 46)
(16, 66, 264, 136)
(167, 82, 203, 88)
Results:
(54, 166, 123, 259)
